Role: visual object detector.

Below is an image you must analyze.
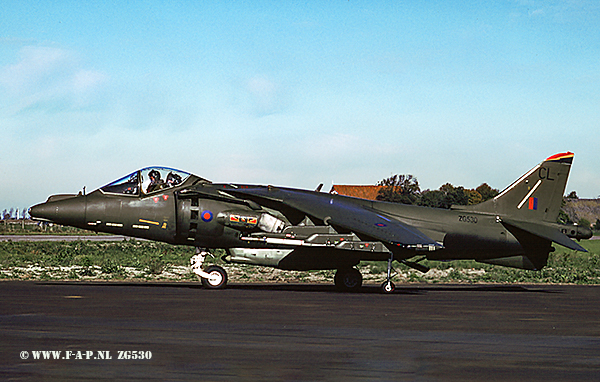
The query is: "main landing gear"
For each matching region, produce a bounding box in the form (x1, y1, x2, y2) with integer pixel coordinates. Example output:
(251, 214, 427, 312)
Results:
(190, 248, 228, 289)
(334, 267, 363, 292)
(334, 254, 397, 294)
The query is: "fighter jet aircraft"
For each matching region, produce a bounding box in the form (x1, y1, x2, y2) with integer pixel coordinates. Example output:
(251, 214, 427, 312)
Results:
(30, 152, 591, 292)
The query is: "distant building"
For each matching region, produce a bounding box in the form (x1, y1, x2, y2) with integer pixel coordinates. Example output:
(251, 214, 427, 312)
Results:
(329, 185, 383, 201)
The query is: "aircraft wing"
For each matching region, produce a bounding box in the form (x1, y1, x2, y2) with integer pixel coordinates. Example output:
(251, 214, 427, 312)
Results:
(230, 187, 442, 249)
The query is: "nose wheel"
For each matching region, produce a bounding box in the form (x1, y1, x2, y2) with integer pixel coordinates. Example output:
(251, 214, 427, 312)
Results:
(201, 265, 228, 289)
(191, 248, 228, 289)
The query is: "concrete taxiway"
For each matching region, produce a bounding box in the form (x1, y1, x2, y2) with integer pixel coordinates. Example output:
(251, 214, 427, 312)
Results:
(1, 281, 599, 381)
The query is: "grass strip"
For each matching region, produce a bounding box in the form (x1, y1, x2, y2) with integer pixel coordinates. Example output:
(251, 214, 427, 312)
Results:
(1, 239, 599, 284)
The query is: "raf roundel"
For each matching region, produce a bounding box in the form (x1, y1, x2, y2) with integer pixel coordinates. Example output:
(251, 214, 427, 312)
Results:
(201, 210, 213, 222)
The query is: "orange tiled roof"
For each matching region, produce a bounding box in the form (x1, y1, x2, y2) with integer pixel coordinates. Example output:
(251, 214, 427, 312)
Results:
(329, 185, 383, 201)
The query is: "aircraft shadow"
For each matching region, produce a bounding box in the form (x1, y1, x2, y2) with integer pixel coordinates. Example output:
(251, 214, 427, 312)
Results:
(228, 283, 559, 294)
(35, 280, 558, 295)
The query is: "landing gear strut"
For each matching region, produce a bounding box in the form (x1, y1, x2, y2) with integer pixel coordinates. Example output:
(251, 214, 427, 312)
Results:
(190, 248, 228, 289)
(381, 254, 396, 294)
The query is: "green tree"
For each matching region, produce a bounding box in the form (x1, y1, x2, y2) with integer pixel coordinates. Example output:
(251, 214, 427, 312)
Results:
(375, 175, 498, 210)
(418, 189, 445, 208)
(566, 191, 579, 199)
(417, 183, 469, 209)
(475, 183, 499, 201)
(557, 198, 573, 224)
(557, 210, 572, 224)
(466, 189, 483, 205)
(439, 183, 469, 208)
(376, 174, 420, 204)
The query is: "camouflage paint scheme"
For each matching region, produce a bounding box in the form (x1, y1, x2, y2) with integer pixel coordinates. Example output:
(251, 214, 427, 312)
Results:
(30, 153, 591, 292)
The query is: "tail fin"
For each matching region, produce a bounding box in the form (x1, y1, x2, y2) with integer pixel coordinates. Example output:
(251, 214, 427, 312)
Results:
(470, 152, 587, 253)
(472, 152, 574, 223)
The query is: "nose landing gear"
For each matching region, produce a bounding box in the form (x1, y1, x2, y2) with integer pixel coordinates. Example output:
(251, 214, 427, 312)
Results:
(190, 248, 228, 289)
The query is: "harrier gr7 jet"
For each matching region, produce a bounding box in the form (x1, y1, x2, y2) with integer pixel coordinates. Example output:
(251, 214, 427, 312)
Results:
(30, 152, 591, 293)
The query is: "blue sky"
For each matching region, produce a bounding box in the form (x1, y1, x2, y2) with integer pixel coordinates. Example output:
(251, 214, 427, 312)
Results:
(1, 1, 599, 212)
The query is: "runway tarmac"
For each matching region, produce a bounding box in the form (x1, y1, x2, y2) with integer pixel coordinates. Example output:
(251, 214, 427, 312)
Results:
(1, 281, 599, 381)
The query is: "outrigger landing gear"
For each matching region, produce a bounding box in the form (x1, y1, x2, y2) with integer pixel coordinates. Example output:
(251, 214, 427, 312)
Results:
(381, 254, 396, 294)
(190, 248, 228, 289)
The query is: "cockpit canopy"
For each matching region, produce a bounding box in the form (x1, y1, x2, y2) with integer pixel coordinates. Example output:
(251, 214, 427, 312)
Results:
(100, 167, 196, 196)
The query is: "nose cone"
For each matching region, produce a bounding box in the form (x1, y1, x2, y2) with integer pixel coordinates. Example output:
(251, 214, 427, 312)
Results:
(30, 195, 86, 228)
(29, 202, 56, 222)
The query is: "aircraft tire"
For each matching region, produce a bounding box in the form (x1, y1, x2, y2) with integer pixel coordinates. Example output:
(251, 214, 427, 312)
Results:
(381, 281, 395, 294)
(334, 268, 363, 291)
(201, 265, 228, 289)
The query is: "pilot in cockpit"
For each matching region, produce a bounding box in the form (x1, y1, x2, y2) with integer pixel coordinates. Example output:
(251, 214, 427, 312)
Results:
(166, 172, 183, 187)
(147, 170, 165, 193)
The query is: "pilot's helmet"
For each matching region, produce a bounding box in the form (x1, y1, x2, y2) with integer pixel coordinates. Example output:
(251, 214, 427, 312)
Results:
(149, 170, 161, 181)
(167, 172, 182, 185)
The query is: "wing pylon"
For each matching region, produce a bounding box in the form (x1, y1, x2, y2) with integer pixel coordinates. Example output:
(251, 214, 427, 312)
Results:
(229, 187, 443, 251)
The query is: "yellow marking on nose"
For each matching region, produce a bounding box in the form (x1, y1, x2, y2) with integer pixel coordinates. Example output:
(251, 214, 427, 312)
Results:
(139, 219, 160, 225)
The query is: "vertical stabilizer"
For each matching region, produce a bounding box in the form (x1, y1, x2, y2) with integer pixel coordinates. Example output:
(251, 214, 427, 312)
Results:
(472, 152, 574, 223)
